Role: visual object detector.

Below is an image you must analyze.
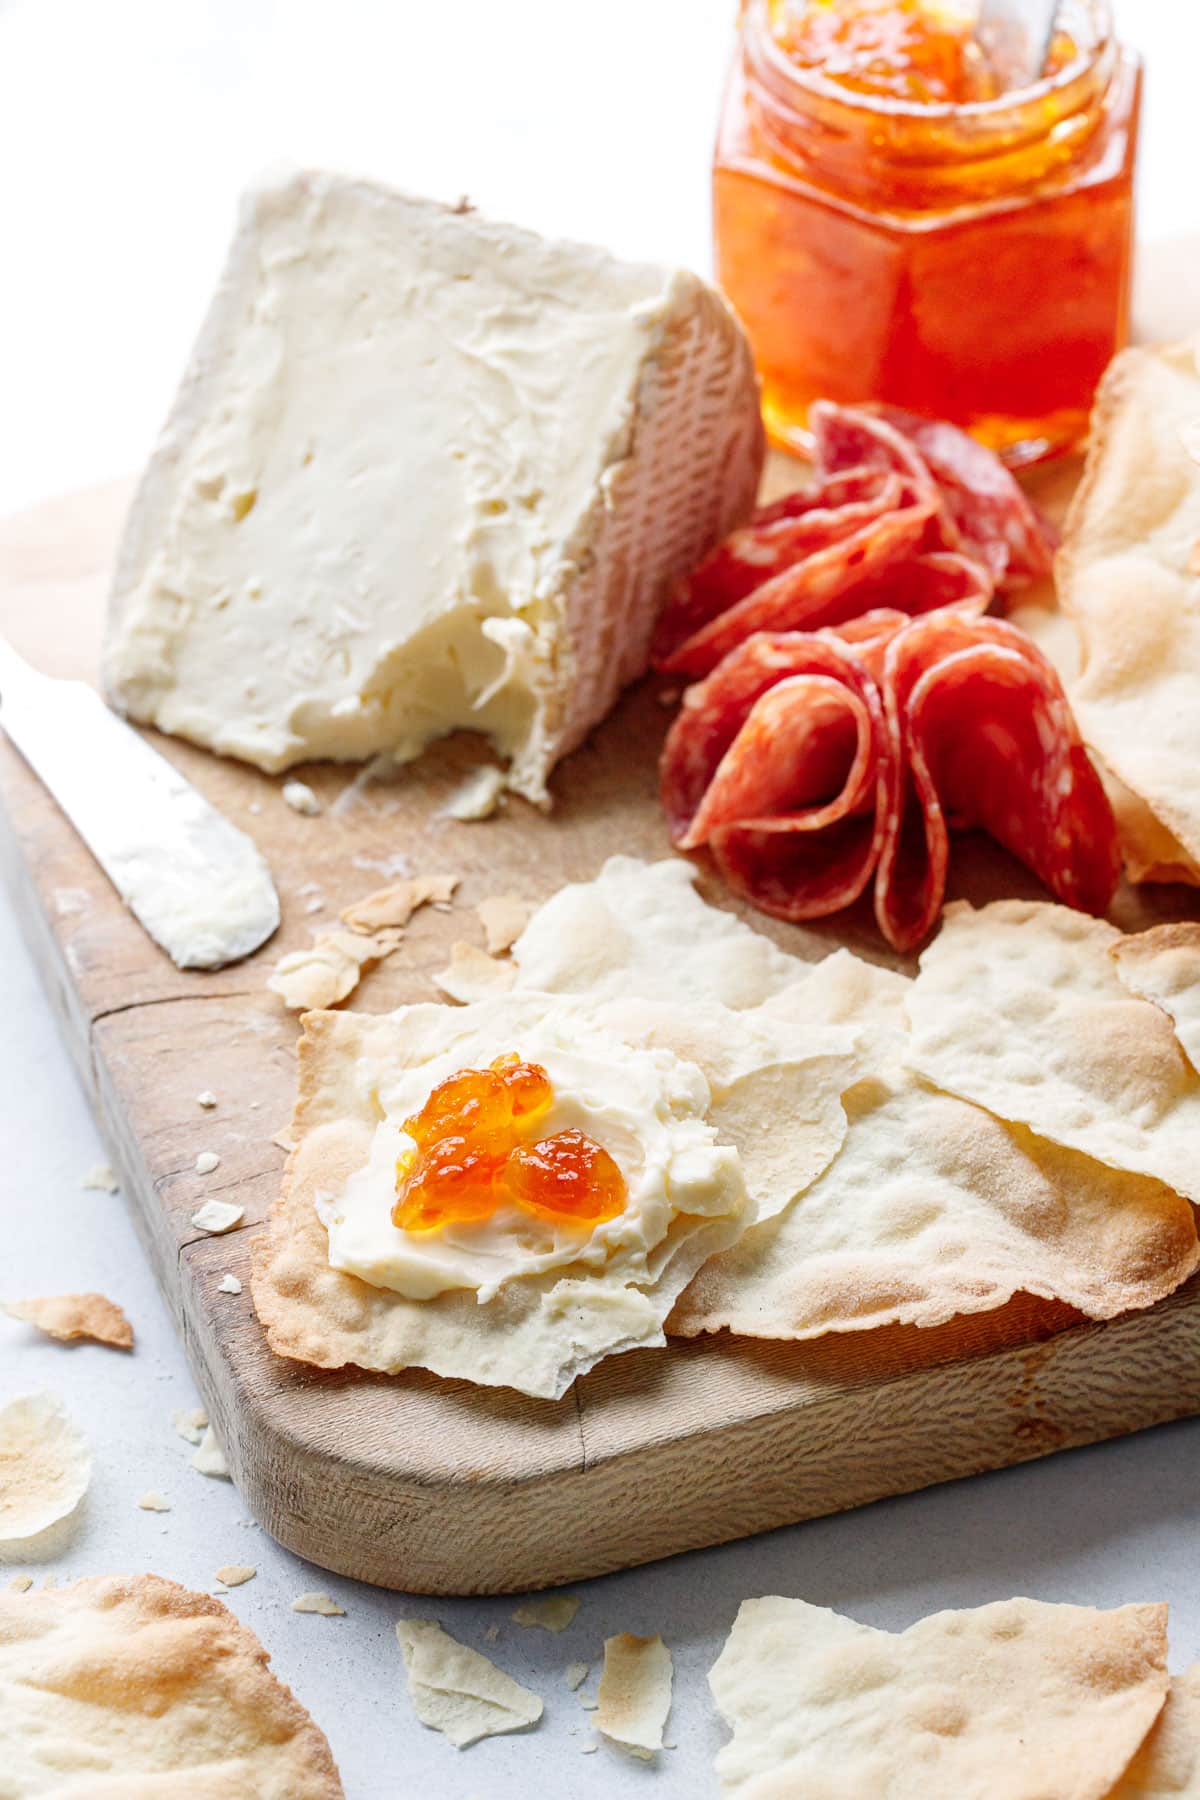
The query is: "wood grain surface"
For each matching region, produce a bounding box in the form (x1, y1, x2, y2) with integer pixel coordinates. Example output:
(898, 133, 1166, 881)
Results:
(2, 242, 1198, 1594)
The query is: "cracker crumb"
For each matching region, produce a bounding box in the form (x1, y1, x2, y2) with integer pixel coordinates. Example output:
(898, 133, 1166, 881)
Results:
(433, 942, 517, 1002)
(137, 1490, 170, 1512)
(81, 1162, 118, 1192)
(512, 1594, 579, 1634)
(565, 1661, 590, 1691)
(478, 895, 532, 956)
(217, 1274, 242, 1295)
(194, 1151, 221, 1175)
(192, 1427, 231, 1480)
(190, 1200, 243, 1235)
(581, 1741, 598, 1754)
(485, 1623, 500, 1643)
(304, 897, 324, 914)
(341, 874, 459, 934)
(282, 779, 322, 816)
(443, 765, 505, 821)
(196, 1091, 218, 1109)
(215, 1564, 256, 1587)
(8, 1575, 33, 1593)
(292, 1592, 345, 1615)
(171, 1407, 208, 1445)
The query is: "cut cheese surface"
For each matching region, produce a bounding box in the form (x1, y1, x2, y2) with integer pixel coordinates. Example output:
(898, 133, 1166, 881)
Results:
(104, 171, 763, 802)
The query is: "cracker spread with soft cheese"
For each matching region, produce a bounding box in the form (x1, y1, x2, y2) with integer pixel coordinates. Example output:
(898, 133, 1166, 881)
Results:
(250, 985, 859, 1399)
(104, 170, 763, 804)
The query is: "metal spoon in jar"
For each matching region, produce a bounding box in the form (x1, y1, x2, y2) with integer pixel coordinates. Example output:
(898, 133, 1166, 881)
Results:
(976, 0, 1061, 87)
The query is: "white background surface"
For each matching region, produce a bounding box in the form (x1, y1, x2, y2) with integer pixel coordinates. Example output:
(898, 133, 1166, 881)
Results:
(1, 3, 1198, 1796)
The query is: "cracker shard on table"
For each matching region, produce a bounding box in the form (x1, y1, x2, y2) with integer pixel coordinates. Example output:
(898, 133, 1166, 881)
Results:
(395, 1618, 543, 1748)
(595, 1633, 673, 1758)
(190, 1199, 244, 1235)
(340, 873, 458, 933)
(478, 894, 533, 955)
(292, 1592, 345, 1615)
(101, 171, 763, 807)
(432, 942, 516, 1002)
(0, 1392, 91, 1542)
(510, 1593, 579, 1633)
(709, 1595, 1169, 1799)
(192, 1426, 231, 1479)
(0, 1573, 344, 1797)
(3, 1292, 133, 1350)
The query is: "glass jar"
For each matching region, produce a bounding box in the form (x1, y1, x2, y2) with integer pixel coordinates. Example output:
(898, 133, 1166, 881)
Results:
(713, 0, 1142, 464)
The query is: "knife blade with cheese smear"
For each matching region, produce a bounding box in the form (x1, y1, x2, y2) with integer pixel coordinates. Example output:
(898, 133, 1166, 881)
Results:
(0, 637, 279, 969)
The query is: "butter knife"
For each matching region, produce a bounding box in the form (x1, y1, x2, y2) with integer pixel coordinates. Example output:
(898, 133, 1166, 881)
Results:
(0, 637, 279, 969)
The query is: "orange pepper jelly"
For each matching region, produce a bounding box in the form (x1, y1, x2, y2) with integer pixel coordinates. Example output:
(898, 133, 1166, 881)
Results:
(391, 1056, 627, 1233)
(713, 0, 1141, 463)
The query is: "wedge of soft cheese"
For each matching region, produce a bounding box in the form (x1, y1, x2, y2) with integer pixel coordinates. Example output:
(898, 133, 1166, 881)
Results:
(104, 171, 764, 803)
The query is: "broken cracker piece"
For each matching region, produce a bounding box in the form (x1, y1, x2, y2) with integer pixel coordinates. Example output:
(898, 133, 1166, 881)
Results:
(137, 1490, 170, 1512)
(192, 1427, 231, 1479)
(564, 1661, 590, 1691)
(215, 1564, 257, 1588)
(1111, 923, 1200, 1076)
(0, 1573, 343, 1796)
(190, 1200, 244, 1235)
(3, 1293, 133, 1350)
(396, 1618, 542, 1748)
(511, 1594, 580, 1634)
(196, 1090, 218, 1108)
(292, 1593, 345, 1616)
(0, 1393, 91, 1542)
(194, 1151, 221, 1175)
(709, 1595, 1169, 1799)
(217, 1273, 243, 1295)
(282, 779, 322, 816)
(596, 1633, 673, 1759)
(1110, 1664, 1200, 1797)
(171, 1407, 208, 1446)
(478, 894, 532, 956)
(268, 927, 404, 1010)
(443, 765, 504, 821)
(341, 874, 459, 933)
(8, 1575, 33, 1593)
(81, 1162, 118, 1192)
(432, 942, 516, 1002)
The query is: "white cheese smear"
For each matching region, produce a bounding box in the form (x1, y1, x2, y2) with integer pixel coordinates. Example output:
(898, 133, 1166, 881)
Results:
(323, 1011, 746, 1302)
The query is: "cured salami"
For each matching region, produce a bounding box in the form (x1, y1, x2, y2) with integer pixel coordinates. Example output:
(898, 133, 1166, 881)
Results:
(653, 401, 1055, 678)
(661, 611, 1118, 953)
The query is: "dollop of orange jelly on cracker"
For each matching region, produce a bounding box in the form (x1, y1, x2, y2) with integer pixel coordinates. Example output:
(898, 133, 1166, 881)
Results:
(392, 1054, 627, 1233)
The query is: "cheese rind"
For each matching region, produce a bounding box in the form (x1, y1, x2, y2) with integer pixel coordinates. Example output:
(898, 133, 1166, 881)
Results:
(104, 171, 764, 802)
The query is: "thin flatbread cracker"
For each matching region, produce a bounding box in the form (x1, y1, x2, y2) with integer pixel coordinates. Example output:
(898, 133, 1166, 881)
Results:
(907, 900, 1200, 1202)
(1059, 338, 1200, 869)
(396, 1618, 542, 1747)
(670, 1064, 1198, 1340)
(709, 1595, 1169, 1800)
(250, 997, 754, 1399)
(1109, 1666, 1200, 1797)
(268, 927, 403, 1010)
(488, 855, 805, 1009)
(1111, 924, 1200, 1074)
(3, 1293, 133, 1349)
(0, 1573, 343, 1796)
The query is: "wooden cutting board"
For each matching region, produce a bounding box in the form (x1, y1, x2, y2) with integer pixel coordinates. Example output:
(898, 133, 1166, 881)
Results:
(2, 242, 1199, 1596)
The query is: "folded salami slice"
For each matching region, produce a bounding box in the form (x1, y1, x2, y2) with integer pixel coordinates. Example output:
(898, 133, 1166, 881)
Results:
(876, 613, 1119, 950)
(661, 634, 892, 919)
(874, 405, 1056, 586)
(656, 487, 937, 678)
(662, 612, 1117, 952)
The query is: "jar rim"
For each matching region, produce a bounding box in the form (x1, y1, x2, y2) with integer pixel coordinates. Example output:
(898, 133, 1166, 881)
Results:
(744, 0, 1113, 125)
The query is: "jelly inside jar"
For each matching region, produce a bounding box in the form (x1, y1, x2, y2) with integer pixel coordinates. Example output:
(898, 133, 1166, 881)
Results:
(391, 1056, 627, 1233)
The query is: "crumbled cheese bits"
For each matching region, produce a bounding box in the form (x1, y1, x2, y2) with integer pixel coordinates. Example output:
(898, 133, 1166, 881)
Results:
(709, 1595, 1170, 1799)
